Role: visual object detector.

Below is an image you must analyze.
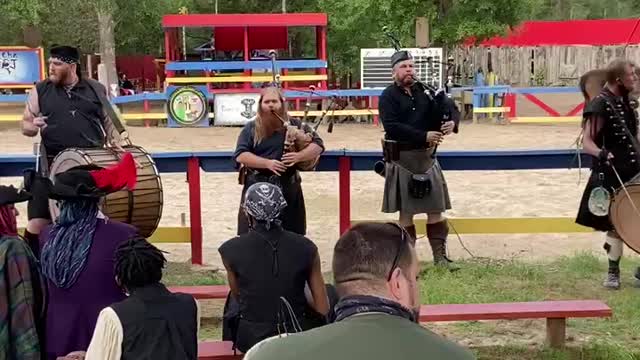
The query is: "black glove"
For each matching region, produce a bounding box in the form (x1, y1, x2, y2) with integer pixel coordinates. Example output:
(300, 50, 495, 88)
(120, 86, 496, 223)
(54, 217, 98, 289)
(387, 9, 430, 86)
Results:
(598, 149, 611, 164)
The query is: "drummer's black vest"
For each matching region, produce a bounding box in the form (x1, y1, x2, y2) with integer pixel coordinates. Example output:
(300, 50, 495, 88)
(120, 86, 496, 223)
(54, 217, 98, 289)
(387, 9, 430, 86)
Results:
(111, 283, 199, 360)
(36, 78, 106, 158)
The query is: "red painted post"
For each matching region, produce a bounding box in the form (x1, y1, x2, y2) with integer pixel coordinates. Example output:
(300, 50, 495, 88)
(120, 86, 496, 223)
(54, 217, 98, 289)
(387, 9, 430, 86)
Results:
(506, 93, 516, 120)
(164, 31, 174, 77)
(319, 26, 328, 89)
(143, 98, 150, 128)
(243, 27, 250, 90)
(338, 156, 351, 235)
(372, 96, 380, 126)
(187, 157, 203, 265)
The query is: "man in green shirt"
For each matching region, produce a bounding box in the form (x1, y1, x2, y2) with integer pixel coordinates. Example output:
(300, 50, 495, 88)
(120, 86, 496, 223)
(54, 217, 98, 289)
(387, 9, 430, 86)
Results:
(244, 222, 475, 360)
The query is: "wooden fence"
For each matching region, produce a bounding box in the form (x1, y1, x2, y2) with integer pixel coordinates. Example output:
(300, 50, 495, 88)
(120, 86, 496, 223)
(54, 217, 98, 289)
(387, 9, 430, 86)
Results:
(449, 45, 640, 87)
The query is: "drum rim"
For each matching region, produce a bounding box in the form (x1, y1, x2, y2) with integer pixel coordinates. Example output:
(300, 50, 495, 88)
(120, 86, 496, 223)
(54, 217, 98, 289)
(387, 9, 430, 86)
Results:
(610, 185, 640, 254)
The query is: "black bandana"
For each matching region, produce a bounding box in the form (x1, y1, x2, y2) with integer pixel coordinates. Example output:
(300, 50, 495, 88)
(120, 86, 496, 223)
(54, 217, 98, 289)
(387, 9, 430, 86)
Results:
(333, 295, 418, 323)
(50, 45, 80, 64)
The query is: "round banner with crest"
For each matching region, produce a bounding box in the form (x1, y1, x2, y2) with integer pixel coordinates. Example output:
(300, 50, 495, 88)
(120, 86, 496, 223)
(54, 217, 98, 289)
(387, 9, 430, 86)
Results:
(167, 86, 208, 127)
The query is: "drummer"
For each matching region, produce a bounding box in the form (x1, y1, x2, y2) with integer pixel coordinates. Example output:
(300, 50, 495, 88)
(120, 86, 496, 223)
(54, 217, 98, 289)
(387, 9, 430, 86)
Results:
(576, 59, 640, 289)
(21, 44, 124, 254)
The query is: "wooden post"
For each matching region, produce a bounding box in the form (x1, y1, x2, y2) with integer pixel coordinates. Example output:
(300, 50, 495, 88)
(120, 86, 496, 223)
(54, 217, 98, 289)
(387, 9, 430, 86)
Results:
(143, 98, 150, 128)
(187, 157, 203, 265)
(338, 156, 351, 235)
(415, 17, 429, 47)
(546, 318, 566, 348)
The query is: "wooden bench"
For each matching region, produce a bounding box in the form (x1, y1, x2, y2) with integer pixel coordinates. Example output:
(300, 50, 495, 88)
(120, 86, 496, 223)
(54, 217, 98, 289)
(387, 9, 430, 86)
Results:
(187, 294, 611, 353)
(198, 341, 242, 360)
(420, 300, 612, 348)
(169, 285, 230, 300)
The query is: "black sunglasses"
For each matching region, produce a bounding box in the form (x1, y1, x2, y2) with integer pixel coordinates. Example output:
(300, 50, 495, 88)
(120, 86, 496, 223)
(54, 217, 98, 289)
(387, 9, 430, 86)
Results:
(386, 222, 409, 281)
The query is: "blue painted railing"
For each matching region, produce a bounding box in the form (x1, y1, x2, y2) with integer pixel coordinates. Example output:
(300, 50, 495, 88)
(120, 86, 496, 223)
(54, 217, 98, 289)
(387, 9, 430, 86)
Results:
(166, 59, 327, 71)
(0, 149, 590, 177)
(0, 85, 582, 108)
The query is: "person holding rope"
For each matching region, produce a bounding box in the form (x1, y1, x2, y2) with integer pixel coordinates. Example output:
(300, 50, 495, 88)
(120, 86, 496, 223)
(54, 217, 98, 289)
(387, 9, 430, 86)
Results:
(21, 45, 124, 253)
(377, 50, 459, 270)
(233, 86, 325, 236)
(576, 59, 640, 290)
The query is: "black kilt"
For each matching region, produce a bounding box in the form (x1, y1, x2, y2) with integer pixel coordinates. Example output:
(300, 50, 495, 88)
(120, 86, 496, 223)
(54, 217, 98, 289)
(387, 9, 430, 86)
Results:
(237, 170, 306, 236)
(576, 164, 639, 232)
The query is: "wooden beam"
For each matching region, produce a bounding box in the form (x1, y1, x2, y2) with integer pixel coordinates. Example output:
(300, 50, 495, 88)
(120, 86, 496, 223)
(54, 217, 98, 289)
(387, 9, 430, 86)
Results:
(415, 17, 430, 47)
(18, 226, 191, 243)
(473, 106, 511, 114)
(165, 74, 327, 84)
(510, 116, 581, 124)
(352, 217, 593, 234)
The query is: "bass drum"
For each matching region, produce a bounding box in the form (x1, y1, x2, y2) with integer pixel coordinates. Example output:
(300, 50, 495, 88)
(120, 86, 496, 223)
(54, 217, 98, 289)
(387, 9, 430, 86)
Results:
(610, 172, 640, 254)
(48, 146, 163, 238)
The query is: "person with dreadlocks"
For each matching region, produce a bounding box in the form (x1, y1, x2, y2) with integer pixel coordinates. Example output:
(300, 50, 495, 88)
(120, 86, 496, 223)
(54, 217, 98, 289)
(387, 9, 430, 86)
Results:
(0, 184, 47, 359)
(33, 152, 138, 359)
(576, 59, 640, 290)
(219, 182, 330, 353)
(56, 237, 199, 360)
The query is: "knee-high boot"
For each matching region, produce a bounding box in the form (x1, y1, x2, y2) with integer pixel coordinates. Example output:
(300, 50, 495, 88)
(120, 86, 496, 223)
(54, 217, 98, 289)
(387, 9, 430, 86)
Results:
(427, 220, 459, 271)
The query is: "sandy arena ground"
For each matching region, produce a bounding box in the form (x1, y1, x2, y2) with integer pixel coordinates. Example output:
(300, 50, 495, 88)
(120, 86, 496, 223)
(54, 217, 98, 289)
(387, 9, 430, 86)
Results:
(3, 117, 628, 272)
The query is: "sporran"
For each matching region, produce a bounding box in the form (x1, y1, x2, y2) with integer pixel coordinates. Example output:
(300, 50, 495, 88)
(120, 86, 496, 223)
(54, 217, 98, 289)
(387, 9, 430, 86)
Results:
(588, 173, 610, 216)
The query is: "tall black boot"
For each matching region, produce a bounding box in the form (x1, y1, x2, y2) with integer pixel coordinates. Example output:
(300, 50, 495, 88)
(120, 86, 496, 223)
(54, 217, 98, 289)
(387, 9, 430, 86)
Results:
(603, 260, 621, 290)
(427, 221, 459, 271)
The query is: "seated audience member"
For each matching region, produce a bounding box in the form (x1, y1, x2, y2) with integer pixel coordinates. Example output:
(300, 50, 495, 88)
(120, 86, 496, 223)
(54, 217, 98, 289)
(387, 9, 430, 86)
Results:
(35, 153, 139, 359)
(0, 185, 46, 359)
(219, 182, 330, 353)
(58, 237, 198, 360)
(244, 222, 475, 360)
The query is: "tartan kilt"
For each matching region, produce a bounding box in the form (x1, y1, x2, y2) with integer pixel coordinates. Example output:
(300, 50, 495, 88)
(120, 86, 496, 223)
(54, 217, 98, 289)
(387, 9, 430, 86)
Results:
(382, 148, 451, 214)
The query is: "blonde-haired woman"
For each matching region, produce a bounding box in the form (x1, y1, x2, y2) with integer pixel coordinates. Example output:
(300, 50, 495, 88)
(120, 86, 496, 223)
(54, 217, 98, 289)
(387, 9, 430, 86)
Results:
(233, 86, 324, 235)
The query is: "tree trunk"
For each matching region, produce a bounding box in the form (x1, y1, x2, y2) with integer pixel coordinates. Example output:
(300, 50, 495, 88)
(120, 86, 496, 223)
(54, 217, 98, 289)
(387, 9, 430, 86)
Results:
(97, 4, 118, 97)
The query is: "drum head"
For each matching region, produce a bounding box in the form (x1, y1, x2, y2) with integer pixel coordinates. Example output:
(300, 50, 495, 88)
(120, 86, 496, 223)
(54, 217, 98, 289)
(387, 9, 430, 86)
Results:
(610, 184, 640, 254)
(48, 147, 163, 237)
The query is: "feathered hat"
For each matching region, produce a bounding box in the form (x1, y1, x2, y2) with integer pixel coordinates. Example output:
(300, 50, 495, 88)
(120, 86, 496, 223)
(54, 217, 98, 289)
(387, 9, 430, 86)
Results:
(44, 152, 137, 200)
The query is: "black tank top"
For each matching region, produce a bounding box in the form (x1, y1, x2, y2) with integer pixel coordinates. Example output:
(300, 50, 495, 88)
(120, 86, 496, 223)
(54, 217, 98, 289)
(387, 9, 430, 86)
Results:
(36, 79, 106, 158)
(218, 225, 317, 322)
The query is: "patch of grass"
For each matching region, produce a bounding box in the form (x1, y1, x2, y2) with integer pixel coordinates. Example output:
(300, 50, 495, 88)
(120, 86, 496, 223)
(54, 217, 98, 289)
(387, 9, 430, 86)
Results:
(162, 261, 226, 286)
(474, 343, 640, 360)
(419, 252, 640, 352)
(172, 252, 640, 357)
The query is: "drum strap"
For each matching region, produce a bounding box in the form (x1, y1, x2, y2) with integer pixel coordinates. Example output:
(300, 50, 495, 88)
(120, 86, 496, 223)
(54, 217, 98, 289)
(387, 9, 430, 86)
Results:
(85, 79, 126, 134)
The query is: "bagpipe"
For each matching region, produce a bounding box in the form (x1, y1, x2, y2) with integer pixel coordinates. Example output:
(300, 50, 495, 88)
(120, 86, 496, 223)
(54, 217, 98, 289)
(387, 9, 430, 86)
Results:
(267, 50, 338, 171)
(374, 27, 458, 177)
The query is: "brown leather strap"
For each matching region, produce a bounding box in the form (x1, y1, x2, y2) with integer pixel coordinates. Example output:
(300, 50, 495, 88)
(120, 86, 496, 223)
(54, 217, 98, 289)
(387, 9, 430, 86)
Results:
(85, 79, 126, 134)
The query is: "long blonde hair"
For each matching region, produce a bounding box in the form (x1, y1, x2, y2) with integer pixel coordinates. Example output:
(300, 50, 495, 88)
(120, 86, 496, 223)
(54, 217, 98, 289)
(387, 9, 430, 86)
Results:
(254, 87, 288, 145)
